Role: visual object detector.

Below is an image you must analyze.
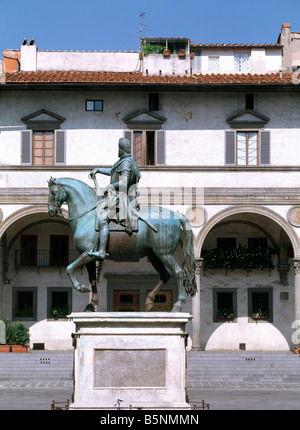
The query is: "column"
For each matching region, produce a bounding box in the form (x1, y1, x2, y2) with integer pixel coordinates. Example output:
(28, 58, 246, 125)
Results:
(0, 238, 3, 320)
(293, 258, 300, 322)
(191, 258, 203, 351)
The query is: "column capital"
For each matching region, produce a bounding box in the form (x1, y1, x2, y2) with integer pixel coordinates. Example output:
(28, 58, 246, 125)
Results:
(292, 258, 300, 274)
(195, 258, 203, 275)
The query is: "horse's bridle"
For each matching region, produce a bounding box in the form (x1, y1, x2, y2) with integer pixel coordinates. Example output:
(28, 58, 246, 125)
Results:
(50, 182, 97, 222)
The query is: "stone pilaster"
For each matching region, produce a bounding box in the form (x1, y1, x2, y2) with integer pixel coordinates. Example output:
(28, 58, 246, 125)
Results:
(292, 258, 300, 321)
(191, 258, 203, 351)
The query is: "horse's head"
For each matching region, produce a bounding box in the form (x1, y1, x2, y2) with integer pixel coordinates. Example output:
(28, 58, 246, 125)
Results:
(48, 177, 66, 217)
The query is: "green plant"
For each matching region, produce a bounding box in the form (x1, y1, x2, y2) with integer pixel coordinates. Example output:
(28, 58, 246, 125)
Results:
(4, 319, 30, 345)
(217, 308, 235, 319)
(141, 42, 164, 55)
(203, 246, 275, 271)
(18, 303, 34, 318)
(51, 304, 69, 316)
(252, 308, 269, 318)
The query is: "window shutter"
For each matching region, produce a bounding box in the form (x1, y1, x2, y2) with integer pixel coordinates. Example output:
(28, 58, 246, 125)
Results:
(156, 130, 165, 165)
(55, 130, 65, 164)
(124, 130, 133, 154)
(21, 130, 32, 164)
(260, 131, 270, 165)
(225, 130, 236, 165)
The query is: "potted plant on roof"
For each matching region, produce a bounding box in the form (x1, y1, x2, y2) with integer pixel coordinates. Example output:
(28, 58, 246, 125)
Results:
(5, 319, 30, 352)
(163, 48, 170, 57)
(178, 49, 186, 58)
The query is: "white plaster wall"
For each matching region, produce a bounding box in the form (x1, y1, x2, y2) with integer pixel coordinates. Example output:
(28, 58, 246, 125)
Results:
(35, 51, 140, 72)
(0, 91, 299, 169)
(265, 49, 282, 72)
(200, 269, 293, 351)
(142, 54, 190, 76)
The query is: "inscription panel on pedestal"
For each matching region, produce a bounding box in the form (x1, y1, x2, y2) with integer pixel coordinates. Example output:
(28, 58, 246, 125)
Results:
(94, 349, 166, 388)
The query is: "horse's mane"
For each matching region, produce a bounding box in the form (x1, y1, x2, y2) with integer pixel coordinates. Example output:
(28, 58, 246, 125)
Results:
(50, 177, 97, 206)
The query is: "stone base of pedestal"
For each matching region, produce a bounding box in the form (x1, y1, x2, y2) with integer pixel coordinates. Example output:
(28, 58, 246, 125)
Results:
(68, 312, 192, 410)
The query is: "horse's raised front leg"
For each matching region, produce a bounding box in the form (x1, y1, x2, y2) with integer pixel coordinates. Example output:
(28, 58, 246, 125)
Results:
(66, 252, 95, 293)
(157, 254, 186, 313)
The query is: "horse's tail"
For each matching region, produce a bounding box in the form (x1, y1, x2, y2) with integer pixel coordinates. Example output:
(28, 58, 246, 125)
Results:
(180, 215, 198, 296)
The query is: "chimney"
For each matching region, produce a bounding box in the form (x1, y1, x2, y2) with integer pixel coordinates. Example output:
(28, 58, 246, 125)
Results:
(20, 39, 37, 71)
(278, 23, 292, 72)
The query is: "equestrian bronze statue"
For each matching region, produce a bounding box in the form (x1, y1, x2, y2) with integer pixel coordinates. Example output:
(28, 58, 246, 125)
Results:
(48, 138, 197, 312)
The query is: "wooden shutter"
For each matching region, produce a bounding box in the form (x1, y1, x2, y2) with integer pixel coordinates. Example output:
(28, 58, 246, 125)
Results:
(133, 131, 144, 166)
(55, 130, 65, 164)
(156, 130, 165, 165)
(21, 130, 32, 164)
(260, 131, 270, 165)
(124, 130, 133, 154)
(225, 130, 236, 165)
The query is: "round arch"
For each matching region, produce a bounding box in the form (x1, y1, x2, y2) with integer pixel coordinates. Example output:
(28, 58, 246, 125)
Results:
(194, 205, 300, 258)
(0, 206, 69, 240)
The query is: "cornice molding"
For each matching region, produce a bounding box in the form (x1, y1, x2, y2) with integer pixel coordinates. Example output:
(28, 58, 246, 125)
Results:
(1, 187, 299, 206)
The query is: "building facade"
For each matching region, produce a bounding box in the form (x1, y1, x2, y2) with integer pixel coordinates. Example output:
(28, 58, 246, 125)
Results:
(0, 23, 300, 350)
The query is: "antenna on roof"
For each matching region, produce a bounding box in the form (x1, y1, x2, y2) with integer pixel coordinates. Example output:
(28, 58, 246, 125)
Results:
(139, 11, 150, 47)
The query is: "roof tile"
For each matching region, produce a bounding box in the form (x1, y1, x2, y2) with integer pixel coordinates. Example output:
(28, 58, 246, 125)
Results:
(4, 71, 298, 85)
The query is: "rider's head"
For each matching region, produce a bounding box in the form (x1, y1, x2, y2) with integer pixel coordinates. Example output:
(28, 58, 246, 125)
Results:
(118, 138, 131, 157)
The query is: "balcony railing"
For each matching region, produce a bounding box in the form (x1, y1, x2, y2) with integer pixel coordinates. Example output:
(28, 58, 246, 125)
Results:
(15, 250, 79, 268)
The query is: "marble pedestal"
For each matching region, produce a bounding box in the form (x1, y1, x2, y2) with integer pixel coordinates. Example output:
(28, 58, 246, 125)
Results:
(68, 312, 192, 410)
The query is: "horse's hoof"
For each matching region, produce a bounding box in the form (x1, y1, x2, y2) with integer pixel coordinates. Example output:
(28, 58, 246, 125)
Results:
(145, 297, 154, 312)
(75, 284, 92, 293)
(171, 305, 182, 313)
(84, 303, 95, 312)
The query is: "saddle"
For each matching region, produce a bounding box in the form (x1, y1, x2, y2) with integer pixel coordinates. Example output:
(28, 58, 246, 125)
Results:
(108, 217, 139, 234)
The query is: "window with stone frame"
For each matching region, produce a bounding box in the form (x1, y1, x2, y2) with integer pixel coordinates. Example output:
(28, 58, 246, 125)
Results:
(48, 288, 72, 318)
(248, 288, 273, 322)
(213, 289, 237, 322)
(13, 287, 37, 320)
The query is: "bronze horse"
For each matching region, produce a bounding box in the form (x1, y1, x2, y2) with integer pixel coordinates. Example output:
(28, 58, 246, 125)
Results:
(48, 177, 197, 312)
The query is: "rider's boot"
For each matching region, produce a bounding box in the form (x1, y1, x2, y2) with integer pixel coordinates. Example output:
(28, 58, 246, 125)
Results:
(88, 223, 109, 259)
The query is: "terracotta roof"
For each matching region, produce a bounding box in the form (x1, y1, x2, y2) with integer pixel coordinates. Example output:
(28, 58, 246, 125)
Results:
(4, 71, 298, 85)
(191, 43, 282, 48)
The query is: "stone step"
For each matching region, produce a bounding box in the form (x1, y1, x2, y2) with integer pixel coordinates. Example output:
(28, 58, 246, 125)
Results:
(186, 351, 300, 387)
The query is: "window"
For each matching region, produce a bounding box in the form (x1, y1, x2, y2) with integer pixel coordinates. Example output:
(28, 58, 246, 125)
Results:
(113, 290, 139, 311)
(86, 100, 103, 111)
(21, 130, 65, 165)
(245, 93, 254, 110)
(149, 93, 159, 111)
(20, 235, 37, 266)
(50, 235, 69, 266)
(124, 130, 165, 166)
(213, 289, 237, 322)
(208, 56, 220, 73)
(48, 288, 72, 318)
(248, 288, 273, 322)
(13, 288, 37, 320)
(236, 131, 259, 165)
(248, 237, 267, 251)
(133, 130, 156, 166)
(32, 132, 54, 165)
(192, 50, 202, 73)
(234, 52, 250, 73)
(217, 238, 236, 250)
(225, 130, 270, 166)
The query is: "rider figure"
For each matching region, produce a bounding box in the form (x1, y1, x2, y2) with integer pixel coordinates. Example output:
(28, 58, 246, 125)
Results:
(88, 137, 141, 260)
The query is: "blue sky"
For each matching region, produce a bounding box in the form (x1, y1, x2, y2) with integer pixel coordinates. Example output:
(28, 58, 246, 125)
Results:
(1, 0, 300, 56)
